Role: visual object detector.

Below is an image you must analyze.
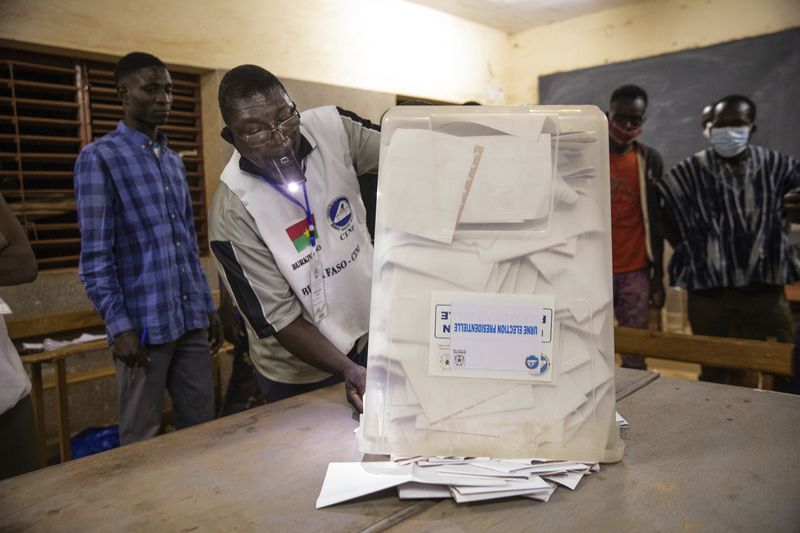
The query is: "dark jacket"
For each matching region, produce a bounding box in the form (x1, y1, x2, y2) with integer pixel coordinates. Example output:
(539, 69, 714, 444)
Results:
(632, 141, 665, 278)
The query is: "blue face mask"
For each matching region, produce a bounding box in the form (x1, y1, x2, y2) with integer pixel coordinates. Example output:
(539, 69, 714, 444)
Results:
(709, 126, 750, 158)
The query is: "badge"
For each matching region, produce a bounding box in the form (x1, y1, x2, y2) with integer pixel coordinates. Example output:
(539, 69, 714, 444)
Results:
(309, 252, 328, 322)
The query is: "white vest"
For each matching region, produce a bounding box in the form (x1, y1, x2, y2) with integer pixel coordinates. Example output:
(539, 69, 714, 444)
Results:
(220, 106, 373, 354)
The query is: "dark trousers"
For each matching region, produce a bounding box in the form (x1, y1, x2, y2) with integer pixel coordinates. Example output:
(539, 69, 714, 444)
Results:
(688, 285, 793, 385)
(0, 394, 39, 480)
(219, 346, 262, 417)
(116, 329, 214, 445)
(255, 340, 368, 403)
(790, 325, 800, 395)
(613, 267, 651, 370)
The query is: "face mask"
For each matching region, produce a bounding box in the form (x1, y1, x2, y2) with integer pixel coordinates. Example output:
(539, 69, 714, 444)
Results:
(609, 120, 642, 145)
(709, 126, 750, 158)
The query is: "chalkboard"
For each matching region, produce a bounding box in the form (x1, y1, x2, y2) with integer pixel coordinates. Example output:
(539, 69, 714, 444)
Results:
(539, 28, 799, 172)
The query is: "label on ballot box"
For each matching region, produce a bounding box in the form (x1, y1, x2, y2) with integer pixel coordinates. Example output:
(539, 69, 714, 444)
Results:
(429, 292, 555, 382)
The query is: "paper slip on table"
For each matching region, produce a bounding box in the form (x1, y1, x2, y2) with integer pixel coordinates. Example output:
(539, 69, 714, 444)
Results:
(3, 368, 795, 532)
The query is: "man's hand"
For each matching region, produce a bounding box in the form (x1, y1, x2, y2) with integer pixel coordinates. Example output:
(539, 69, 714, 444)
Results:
(219, 304, 241, 346)
(343, 363, 367, 414)
(218, 281, 243, 345)
(273, 316, 367, 412)
(785, 187, 800, 224)
(113, 330, 149, 368)
(208, 312, 224, 354)
(649, 274, 665, 309)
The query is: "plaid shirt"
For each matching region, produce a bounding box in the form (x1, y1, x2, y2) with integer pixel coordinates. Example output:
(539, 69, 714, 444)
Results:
(75, 121, 215, 344)
(660, 146, 800, 290)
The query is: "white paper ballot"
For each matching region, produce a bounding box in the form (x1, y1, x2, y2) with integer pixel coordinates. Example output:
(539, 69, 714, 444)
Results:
(522, 484, 559, 502)
(451, 485, 554, 503)
(522, 461, 591, 475)
(0, 296, 12, 315)
(552, 174, 578, 206)
(497, 259, 522, 293)
(543, 472, 585, 490)
(384, 243, 494, 291)
(393, 340, 529, 424)
(561, 167, 596, 180)
(550, 238, 578, 257)
(469, 459, 542, 473)
(460, 134, 552, 224)
(560, 348, 590, 383)
(21, 332, 107, 351)
(557, 131, 598, 143)
(398, 482, 452, 499)
(412, 465, 511, 487)
(435, 464, 530, 479)
(318, 455, 599, 507)
(316, 461, 509, 508)
(513, 258, 540, 294)
(484, 261, 512, 292)
(477, 191, 602, 263)
(382, 129, 475, 244)
(453, 476, 550, 495)
(438, 115, 546, 142)
(316, 462, 411, 509)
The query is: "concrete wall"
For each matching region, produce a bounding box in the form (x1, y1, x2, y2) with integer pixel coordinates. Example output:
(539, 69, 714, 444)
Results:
(0, 0, 509, 104)
(507, 0, 800, 104)
(2, 0, 798, 107)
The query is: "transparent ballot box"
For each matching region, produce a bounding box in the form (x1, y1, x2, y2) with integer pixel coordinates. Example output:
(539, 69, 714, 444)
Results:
(357, 106, 623, 462)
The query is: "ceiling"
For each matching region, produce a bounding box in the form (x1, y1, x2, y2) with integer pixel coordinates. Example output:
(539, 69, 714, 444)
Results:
(405, 0, 648, 34)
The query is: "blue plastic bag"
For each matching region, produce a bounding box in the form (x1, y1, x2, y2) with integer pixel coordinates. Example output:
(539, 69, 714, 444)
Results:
(70, 426, 120, 459)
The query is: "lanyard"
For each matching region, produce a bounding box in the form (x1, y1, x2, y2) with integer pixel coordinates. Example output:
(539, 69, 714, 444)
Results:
(264, 179, 317, 248)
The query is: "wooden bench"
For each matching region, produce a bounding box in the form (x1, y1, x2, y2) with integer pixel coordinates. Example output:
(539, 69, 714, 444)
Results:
(615, 326, 795, 378)
(7, 296, 227, 466)
(7, 310, 107, 466)
(12, 308, 791, 465)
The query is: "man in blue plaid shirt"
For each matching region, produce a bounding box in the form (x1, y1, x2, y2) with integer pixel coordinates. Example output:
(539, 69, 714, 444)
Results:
(75, 52, 223, 445)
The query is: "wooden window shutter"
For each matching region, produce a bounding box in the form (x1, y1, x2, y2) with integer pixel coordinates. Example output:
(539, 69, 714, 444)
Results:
(0, 47, 208, 270)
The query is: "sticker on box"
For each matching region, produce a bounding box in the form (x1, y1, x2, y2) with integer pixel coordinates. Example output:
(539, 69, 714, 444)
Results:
(429, 291, 555, 382)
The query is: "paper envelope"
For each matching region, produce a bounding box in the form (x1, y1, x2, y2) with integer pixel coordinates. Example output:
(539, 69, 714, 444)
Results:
(381, 129, 474, 244)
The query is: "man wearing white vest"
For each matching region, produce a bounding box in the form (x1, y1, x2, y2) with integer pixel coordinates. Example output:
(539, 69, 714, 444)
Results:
(209, 65, 379, 412)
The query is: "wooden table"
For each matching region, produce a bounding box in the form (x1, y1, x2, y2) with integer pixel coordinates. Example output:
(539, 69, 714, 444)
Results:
(2, 369, 797, 532)
(392, 377, 800, 532)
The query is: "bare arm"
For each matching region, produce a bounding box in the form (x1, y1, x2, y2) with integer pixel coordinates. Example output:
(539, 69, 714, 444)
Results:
(274, 316, 366, 412)
(210, 185, 366, 411)
(0, 193, 37, 286)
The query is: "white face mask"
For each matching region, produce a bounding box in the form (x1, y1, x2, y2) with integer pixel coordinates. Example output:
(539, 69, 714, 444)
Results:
(709, 126, 751, 158)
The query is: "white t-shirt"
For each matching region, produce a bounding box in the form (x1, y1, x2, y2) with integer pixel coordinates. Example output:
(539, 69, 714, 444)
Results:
(0, 299, 31, 414)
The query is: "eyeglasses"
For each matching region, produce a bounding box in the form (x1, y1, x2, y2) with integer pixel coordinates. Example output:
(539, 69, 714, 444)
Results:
(236, 108, 301, 148)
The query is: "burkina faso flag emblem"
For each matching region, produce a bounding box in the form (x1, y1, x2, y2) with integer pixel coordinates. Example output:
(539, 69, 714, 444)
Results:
(285, 215, 318, 252)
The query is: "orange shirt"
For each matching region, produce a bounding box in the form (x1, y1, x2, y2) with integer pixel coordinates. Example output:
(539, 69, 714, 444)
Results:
(610, 150, 649, 273)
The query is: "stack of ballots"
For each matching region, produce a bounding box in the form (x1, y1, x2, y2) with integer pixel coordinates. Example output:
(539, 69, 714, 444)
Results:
(316, 456, 600, 508)
(357, 106, 623, 463)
